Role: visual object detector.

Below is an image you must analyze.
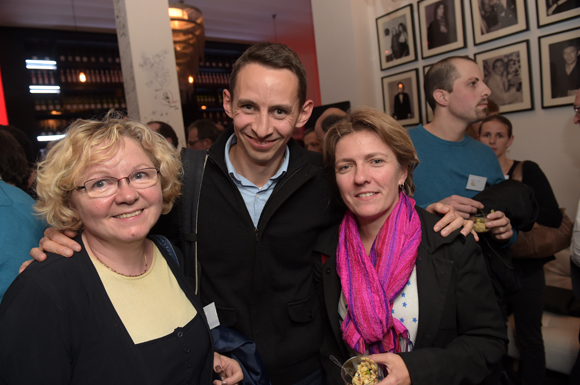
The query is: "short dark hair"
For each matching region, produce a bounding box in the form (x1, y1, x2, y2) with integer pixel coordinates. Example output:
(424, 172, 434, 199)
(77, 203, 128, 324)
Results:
(187, 119, 220, 143)
(229, 42, 307, 107)
(424, 56, 476, 111)
(479, 114, 513, 137)
(0, 130, 31, 191)
(492, 58, 505, 70)
(0, 125, 35, 165)
(321, 114, 344, 134)
(564, 41, 580, 52)
(148, 121, 179, 148)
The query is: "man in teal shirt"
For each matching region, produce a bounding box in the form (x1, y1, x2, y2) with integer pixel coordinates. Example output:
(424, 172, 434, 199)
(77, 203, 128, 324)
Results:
(408, 56, 513, 242)
(0, 180, 45, 302)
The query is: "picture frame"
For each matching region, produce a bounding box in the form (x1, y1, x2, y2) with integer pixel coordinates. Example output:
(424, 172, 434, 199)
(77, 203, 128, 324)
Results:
(417, 0, 466, 59)
(536, 0, 580, 28)
(422, 64, 434, 123)
(470, 0, 528, 45)
(539, 27, 580, 108)
(382, 69, 421, 127)
(376, 4, 417, 70)
(474, 40, 533, 113)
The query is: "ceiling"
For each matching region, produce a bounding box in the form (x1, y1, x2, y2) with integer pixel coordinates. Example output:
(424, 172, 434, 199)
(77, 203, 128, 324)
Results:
(0, 0, 314, 43)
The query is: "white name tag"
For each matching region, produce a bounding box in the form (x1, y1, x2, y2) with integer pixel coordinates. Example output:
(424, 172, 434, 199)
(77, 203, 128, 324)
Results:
(203, 302, 220, 330)
(466, 174, 487, 192)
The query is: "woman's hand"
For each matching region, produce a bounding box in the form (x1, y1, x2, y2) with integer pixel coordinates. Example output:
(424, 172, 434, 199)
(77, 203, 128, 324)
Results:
(369, 353, 411, 385)
(213, 352, 243, 385)
(486, 210, 513, 241)
(427, 202, 478, 241)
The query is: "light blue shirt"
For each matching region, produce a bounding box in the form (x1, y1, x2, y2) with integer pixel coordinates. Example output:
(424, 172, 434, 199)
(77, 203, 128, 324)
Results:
(224, 134, 290, 227)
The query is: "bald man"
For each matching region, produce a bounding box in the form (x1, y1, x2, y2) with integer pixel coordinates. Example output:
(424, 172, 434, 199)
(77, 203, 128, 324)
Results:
(314, 107, 346, 142)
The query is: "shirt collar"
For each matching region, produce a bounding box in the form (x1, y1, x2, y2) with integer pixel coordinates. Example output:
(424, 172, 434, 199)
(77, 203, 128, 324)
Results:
(224, 134, 290, 185)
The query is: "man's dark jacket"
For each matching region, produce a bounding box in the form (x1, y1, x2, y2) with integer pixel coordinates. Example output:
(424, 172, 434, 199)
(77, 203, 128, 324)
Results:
(158, 127, 344, 385)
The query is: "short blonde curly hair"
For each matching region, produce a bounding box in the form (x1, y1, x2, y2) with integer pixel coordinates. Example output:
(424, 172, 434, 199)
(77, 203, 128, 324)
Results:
(35, 112, 182, 231)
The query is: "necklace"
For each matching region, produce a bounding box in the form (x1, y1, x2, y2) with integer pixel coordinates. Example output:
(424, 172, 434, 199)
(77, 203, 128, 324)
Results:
(94, 254, 149, 277)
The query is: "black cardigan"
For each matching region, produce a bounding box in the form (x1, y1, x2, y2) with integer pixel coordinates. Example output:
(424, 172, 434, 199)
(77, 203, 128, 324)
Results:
(508, 160, 561, 228)
(314, 207, 507, 385)
(0, 236, 214, 385)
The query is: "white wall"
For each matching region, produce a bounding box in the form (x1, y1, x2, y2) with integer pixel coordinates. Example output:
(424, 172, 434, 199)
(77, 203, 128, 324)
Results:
(312, 0, 580, 216)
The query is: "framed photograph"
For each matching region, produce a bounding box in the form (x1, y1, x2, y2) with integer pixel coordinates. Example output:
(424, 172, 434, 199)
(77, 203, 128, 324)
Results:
(475, 40, 533, 113)
(382, 69, 421, 127)
(417, 0, 466, 59)
(470, 0, 528, 45)
(539, 27, 580, 108)
(422, 65, 434, 123)
(537, 0, 580, 28)
(376, 5, 417, 70)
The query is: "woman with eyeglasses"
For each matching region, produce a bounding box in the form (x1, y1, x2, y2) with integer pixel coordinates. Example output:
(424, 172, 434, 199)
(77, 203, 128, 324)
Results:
(0, 113, 242, 385)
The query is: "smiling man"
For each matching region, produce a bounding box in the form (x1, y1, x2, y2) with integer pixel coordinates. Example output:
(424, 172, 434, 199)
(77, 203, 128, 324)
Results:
(185, 43, 345, 385)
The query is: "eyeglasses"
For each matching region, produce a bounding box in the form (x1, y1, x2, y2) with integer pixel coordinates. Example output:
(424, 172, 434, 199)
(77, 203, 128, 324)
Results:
(75, 168, 159, 198)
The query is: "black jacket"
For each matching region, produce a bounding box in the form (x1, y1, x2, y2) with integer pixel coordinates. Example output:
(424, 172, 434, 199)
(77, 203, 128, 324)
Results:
(314, 207, 507, 385)
(162, 128, 344, 385)
(0, 236, 214, 385)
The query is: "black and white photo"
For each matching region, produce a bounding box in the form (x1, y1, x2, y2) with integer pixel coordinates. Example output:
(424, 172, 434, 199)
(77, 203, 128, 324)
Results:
(376, 5, 417, 70)
(470, 0, 528, 45)
(418, 0, 465, 58)
(537, 0, 580, 27)
(382, 69, 421, 126)
(475, 40, 533, 113)
(540, 28, 580, 107)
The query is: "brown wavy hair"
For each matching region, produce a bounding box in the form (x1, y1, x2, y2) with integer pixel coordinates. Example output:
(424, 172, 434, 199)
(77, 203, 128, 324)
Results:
(323, 106, 419, 198)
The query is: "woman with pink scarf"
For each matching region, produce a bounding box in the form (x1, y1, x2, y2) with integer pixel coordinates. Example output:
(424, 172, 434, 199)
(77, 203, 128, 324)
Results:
(315, 107, 506, 385)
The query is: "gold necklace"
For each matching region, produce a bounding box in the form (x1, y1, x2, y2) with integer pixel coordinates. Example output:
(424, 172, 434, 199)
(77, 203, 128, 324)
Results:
(95, 254, 149, 277)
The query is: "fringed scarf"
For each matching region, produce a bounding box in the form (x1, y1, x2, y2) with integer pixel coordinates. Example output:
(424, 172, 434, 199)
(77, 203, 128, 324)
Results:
(337, 191, 421, 354)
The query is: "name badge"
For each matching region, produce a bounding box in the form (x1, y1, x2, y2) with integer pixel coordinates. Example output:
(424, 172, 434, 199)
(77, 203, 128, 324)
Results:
(466, 174, 487, 192)
(203, 302, 220, 330)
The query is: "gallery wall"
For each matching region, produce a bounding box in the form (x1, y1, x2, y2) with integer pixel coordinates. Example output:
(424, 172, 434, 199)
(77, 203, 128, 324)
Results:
(312, 0, 580, 216)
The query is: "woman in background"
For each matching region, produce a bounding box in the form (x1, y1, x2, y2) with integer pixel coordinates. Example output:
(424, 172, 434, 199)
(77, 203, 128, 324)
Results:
(317, 107, 506, 385)
(427, 2, 450, 49)
(479, 114, 562, 385)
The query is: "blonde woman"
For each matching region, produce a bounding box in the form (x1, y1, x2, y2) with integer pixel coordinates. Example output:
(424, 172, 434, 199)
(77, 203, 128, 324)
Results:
(0, 114, 242, 385)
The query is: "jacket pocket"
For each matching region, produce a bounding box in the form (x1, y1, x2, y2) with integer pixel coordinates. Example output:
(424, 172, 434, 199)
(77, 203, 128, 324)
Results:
(287, 290, 320, 323)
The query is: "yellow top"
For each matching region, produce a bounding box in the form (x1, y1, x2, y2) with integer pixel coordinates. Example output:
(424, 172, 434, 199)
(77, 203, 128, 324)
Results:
(90, 244, 197, 344)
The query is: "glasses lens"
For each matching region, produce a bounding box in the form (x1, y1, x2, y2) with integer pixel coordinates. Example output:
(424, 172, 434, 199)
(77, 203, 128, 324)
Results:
(86, 178, 117, 197)
(130, 168, 158, 188)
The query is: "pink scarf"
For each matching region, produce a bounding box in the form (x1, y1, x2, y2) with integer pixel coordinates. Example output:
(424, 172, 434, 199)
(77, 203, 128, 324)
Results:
(337, 191, 421, 354)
